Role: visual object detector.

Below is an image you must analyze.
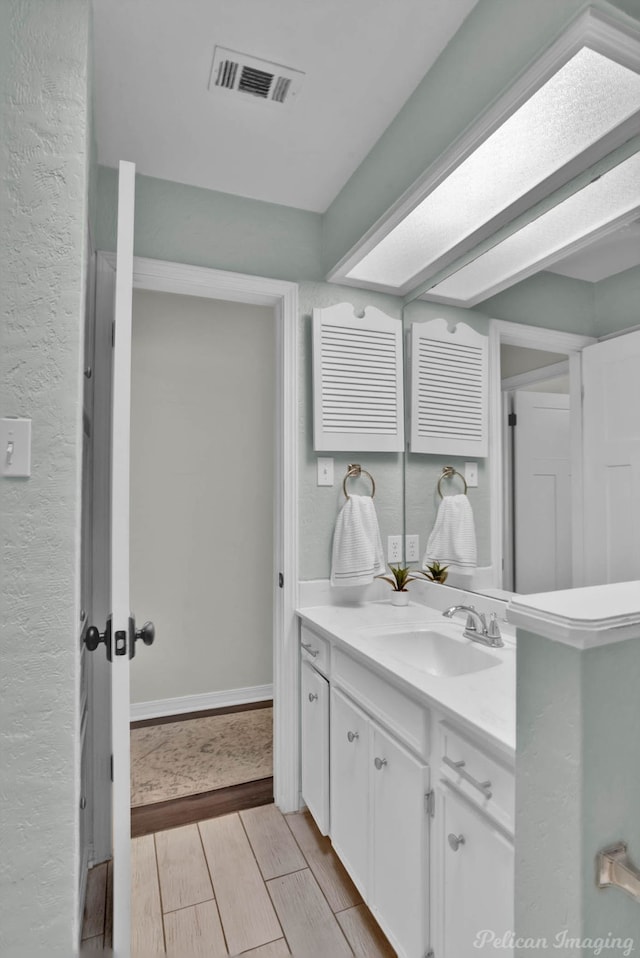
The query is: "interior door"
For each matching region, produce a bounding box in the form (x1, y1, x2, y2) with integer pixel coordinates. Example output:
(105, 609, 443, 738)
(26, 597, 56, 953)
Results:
(512, 391, 571, 594)
(84, 161, 142, 956)
(582, 331, 640, 585)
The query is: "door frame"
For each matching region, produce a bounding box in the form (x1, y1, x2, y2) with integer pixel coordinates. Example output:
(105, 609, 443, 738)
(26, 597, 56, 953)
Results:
(487, 319, 595, 592)
(91, 253, 300, 859)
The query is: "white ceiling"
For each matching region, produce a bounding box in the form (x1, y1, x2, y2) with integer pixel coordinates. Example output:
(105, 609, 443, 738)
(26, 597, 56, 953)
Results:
(92, 0, 478, 212)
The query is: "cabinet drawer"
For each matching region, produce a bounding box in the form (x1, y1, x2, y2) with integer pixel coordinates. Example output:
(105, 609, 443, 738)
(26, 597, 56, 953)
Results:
(440, 723, 514, 834)
(333, 649, 429, 759)
(300, 625, 330, 676)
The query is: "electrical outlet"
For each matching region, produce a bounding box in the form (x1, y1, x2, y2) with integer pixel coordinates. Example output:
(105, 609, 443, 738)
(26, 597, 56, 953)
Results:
(387, 535, 403, 563)
(405, 534, 420, 562)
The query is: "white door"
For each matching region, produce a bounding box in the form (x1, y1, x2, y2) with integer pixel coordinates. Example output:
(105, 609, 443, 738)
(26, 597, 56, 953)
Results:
(513, 391, 571, 594)
(85, 161, 145, 957)
(300, 661, 330, 835)
(440, 786, 514, 958)
(371, 724, 429, 958)
(582, 331, 640, 586)
(330, 688, 370, 898)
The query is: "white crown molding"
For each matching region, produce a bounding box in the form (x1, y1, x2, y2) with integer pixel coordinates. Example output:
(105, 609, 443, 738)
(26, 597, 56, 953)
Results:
(507, 581, 640, 649)
(501, 360, 570, 392)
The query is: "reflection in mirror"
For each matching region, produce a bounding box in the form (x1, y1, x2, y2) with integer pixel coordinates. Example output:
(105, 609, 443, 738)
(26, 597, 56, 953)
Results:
(500, 345, 570, 595)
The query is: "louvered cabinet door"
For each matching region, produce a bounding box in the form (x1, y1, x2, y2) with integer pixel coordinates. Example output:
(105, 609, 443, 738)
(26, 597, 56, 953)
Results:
(410, 318, 488, 456)
(313, 302, 404, 452)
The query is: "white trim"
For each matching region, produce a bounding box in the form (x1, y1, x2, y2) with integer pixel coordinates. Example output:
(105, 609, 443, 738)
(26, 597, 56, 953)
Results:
(501, 359, 569, 391)
(94, 254, 300, 816)
(130, 685, 274, 722)
(488, 319, 596, 592)
(327, 4, 640, 295)
(507, 580, 640, 649)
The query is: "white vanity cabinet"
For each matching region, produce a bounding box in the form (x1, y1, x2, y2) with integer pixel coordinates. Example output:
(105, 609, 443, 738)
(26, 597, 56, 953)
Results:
(436, 722, 515, 957)
(438, 786, 514, 958)
(330, 685, 430, 958)
(300, 658, 330, 835)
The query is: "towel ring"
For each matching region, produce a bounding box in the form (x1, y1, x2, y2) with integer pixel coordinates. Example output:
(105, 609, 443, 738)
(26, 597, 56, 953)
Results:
(343, 464, 375, 499)
(437, 465, 468, 498)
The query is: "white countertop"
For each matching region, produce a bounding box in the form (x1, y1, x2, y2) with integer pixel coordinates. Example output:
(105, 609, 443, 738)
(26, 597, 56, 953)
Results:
(297, 600, 516, 759)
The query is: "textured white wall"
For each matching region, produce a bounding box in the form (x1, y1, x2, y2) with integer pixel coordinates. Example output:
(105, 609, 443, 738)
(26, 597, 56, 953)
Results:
(0, 1, 90, 955)
(129, 290, 276, 704)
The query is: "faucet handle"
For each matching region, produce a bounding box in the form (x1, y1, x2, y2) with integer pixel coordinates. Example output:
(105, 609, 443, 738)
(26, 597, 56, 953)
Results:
(465, 606, 479, 632)
(488, 612, 501, 638)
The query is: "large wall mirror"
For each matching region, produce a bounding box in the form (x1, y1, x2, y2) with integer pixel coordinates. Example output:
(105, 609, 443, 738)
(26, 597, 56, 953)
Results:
(402, 221, 640, 598)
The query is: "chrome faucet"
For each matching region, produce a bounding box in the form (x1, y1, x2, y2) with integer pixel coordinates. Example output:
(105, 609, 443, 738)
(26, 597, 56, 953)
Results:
(443, 605, 504, 648)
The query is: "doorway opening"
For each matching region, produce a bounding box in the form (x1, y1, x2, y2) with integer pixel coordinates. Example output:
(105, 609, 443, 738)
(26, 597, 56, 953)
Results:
(128, 289, 277, 834)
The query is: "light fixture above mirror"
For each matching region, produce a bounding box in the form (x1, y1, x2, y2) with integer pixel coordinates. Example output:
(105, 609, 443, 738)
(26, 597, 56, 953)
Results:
(328, 6, 640, 300)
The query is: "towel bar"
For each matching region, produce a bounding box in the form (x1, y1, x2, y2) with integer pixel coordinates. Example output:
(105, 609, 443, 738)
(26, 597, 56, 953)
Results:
(437, 465, 468, 498)
(597, 842, 640, 904)
(343, 463, 375, 499)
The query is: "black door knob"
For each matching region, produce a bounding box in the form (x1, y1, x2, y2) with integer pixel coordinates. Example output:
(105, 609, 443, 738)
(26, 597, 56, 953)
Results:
(83, 618, 112, 661)
(135, 621, 155, 647)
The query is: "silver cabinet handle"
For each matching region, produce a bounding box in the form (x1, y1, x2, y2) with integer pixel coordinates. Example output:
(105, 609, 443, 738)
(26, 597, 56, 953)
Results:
(308, 692, 318, 702)
(347, 731, 359, 743)
(448, 833, 465, 852)
(443, 755, 492, 799)
(374, 757, 387, 770)
(301, 641, 319, 657)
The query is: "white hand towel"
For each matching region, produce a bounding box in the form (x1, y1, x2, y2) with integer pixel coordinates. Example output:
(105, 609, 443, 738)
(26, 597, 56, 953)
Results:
(331, 494, 385, 587)
(423, 494, 477, 574)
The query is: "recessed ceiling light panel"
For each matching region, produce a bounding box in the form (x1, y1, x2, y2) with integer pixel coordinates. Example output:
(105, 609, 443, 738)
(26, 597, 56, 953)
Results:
(423, 151, 640, 305)
(345, 47, 640, 290)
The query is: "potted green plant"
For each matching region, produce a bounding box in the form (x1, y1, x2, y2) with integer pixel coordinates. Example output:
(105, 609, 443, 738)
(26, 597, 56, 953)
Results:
(419, 561, 450, 584)
(376, 563, 419, 606)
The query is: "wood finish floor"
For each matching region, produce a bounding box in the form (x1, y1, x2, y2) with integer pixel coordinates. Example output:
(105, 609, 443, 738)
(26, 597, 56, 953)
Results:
(81, 804, 395, 957)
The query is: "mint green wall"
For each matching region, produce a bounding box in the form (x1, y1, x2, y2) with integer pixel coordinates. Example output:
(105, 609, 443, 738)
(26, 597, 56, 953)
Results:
(593, 266, 640, 336)
(516, 629, 640, 950)
(481, 271, 596, 336)
(322, 0, 640, 275)
(95, 166, 323, 282)
(1, 1, 91, 954)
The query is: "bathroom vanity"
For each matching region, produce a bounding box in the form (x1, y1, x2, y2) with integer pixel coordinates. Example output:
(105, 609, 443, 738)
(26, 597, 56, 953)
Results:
(297, 600, 516, 958)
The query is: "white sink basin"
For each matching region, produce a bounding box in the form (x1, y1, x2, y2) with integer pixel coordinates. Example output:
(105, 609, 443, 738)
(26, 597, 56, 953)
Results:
(366, 629, 501, 678)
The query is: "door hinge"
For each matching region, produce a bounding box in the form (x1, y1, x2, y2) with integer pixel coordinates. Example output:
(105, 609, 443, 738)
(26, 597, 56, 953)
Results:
(508, 412, 517, 427)
(426, 949, 435, 958)
(110, 754, 113, 782)
(278, 572, 284, 589)
(425, 790, 435, 817)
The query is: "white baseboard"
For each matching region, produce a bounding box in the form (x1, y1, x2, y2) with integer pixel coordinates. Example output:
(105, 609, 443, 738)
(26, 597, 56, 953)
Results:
(130, 684, 273, 722)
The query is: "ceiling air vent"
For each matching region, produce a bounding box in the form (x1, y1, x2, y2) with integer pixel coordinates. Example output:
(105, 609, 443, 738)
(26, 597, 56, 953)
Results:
(209, 46, 304, 106)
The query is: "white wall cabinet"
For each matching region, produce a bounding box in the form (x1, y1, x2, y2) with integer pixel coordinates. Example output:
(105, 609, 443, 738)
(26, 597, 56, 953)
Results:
(300, 659, 330, 835)
(438, 784, 514, 958)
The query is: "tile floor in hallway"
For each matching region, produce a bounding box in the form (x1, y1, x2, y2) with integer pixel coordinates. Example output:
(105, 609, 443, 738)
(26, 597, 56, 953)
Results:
(81, 803, 396, 957)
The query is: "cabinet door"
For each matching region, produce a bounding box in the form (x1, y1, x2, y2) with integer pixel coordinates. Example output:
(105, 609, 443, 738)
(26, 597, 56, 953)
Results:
(300, 661, 330, 835)
(371, 724, 429, 958)
(440, 785, 514, 958)
(330, 688, 370, 898)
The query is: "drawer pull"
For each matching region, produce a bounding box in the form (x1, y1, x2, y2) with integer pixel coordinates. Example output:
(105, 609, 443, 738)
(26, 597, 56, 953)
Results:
(374, 757, 387, 770)
(308, 692, 318, 702)
(347, 731, 359, 743)
(301, 642, 319, 657)
(443, 755, 493, 799)
(448, 833, 465, 852)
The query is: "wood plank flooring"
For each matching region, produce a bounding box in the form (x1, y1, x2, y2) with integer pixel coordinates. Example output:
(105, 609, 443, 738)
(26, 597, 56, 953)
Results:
(81, 804, 395, 957)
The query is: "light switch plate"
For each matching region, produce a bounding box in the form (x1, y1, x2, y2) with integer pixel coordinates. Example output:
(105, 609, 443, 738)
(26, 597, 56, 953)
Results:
(1, 417, 31, 477)
(317, 457, 334, 486)
(465, 461, 478, 487)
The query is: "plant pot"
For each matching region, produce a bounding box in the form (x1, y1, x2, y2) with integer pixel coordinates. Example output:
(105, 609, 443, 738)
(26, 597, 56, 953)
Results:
(390, 590, 409, 607)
